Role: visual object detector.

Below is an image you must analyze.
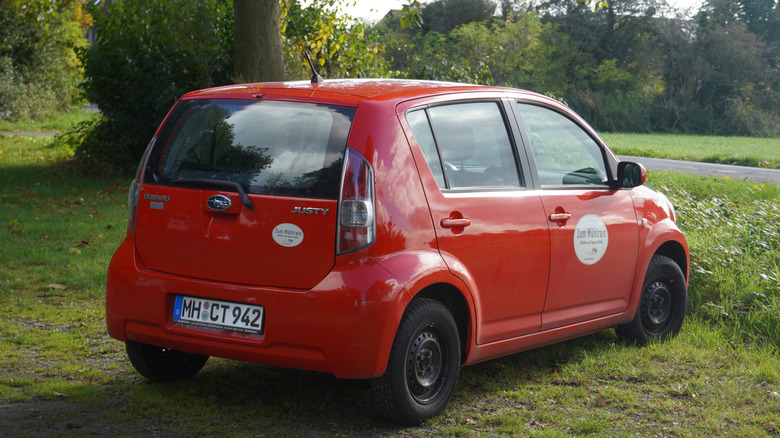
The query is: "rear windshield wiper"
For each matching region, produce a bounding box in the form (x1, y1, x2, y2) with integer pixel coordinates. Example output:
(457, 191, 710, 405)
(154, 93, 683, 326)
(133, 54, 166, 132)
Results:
(172, 178, 254, 210)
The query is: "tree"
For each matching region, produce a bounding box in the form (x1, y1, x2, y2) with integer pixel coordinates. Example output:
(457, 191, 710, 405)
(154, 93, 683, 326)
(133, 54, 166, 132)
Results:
(234, 0, 284, 82)
(421, 0, 496, 33)
(282, 0, 388, 80)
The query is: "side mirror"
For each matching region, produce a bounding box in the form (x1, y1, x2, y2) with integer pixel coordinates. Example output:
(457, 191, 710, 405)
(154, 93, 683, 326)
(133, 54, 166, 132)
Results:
(617, 161, 646, 188)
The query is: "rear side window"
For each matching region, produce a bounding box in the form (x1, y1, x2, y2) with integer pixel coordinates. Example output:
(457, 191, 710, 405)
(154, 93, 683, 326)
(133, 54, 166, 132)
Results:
(144, 99, 355, 199)
(408, 102, 522, 189)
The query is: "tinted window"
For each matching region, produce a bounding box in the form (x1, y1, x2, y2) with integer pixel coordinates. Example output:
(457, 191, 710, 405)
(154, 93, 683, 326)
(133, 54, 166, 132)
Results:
(144, 99, 355, 199)
(517, 103, 608, 187)
(408, 102, 521, 189)
(407, 110, 446, 188)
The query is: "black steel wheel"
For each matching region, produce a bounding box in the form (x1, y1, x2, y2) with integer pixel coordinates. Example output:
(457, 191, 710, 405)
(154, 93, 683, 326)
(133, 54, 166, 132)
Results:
(617, 255, 687, 344)
(372, 298, 461, 425)
(126, 341, 209, 382)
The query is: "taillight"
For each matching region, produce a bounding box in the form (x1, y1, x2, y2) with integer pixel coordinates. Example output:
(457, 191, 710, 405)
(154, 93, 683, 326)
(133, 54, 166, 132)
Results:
(127, 179, 141, 233)
(127, 138, 156, 233)
(337, 148, 375, 254)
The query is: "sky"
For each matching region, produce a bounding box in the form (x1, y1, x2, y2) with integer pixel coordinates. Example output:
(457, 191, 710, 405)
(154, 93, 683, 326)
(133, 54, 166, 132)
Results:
(337, 0, 706, 23)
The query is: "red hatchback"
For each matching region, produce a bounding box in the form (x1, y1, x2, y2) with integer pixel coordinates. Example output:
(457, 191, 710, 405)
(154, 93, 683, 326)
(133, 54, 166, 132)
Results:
(106, 79, 688, 425)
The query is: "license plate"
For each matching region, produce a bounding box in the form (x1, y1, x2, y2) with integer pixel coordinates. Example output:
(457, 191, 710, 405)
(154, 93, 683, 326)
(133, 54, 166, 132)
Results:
(172, 295, 264, 334)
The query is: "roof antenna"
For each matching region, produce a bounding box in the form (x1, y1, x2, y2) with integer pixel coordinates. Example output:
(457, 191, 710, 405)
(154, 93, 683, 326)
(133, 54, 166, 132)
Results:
(282, 0, 325, 84)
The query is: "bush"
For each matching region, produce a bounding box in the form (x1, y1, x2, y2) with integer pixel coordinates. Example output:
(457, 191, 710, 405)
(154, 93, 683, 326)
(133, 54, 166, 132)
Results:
(725, 98, 780, 138)
(77, 0, 233, 171)
(0, 0, 87, 121)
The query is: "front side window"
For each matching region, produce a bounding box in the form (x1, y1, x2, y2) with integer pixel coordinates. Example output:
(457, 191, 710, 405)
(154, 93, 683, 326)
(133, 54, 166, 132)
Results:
(517, 103, 609, 187)
(144, 99, 355, 199)
(408, 102, 522, 189)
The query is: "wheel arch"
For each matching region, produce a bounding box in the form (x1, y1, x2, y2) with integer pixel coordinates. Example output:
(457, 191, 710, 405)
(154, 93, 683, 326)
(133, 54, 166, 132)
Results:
(654, 240, 689, 282)
(414, 283, 472, 365)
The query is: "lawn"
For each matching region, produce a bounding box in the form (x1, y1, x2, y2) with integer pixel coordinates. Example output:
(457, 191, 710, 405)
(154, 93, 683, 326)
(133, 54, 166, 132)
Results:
(602, 132, 780, 169)
(1, 116, 779, 436)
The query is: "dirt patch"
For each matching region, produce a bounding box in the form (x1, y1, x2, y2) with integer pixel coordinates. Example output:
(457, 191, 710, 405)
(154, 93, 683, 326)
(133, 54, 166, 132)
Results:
(0, 400, 123, 436)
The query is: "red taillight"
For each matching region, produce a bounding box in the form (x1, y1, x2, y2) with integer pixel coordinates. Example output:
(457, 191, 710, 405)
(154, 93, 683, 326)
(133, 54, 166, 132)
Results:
(337, 148, 375, 254)
(127, 138, 156, 233)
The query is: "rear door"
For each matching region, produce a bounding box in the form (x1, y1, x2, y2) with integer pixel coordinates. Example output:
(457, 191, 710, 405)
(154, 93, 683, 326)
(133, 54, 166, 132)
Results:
(404, 100, 551, 344)
(514, 102, 639, 330)
(135, 99, 355, 289)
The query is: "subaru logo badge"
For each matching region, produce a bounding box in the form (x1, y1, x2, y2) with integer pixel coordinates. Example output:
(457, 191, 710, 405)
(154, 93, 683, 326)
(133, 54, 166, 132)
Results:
(207, 194, 232, 212)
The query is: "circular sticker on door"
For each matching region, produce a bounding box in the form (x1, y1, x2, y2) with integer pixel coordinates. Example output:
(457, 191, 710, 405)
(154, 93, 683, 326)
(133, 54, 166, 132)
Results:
(573, 214, 608, 265)
(272, 223, 304, 247)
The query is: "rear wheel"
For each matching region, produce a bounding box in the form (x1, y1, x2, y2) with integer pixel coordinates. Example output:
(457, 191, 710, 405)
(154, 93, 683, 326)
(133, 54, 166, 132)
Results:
(372, 298, 461, 426)
(617, 255, 687, 344)
(126, 341, 209, 382)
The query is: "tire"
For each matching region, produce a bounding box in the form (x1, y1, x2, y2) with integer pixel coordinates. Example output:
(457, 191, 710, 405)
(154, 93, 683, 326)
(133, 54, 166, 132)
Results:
(126, 341, 209, 382)
(617, 255, 687, 344)
(371, 298, 461, 426)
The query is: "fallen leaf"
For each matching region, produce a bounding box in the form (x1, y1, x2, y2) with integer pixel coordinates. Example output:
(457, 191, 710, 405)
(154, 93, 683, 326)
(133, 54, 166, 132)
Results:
(767, 391, 780, 399)
(596, 395, 607, 407)
(54, 392, 69, 398)
(76, 240, 90, 248)
(44, 284, 67, 290)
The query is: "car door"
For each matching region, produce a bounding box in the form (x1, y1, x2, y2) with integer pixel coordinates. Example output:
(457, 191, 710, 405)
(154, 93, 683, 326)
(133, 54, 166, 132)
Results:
(404, 100, 551, 345)
(514, 102, 639, 331)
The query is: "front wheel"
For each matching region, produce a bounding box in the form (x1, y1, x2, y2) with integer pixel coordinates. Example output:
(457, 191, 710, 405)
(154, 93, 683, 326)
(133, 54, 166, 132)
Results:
(126, 341, 209, 382)
(617, 255, 687, 344)
(371, 298, 461, 426)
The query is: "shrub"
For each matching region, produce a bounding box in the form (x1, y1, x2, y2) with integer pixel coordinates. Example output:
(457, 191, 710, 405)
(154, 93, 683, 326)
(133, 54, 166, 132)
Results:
(0, 0, 87, 120)
(77, 0, 233, 171)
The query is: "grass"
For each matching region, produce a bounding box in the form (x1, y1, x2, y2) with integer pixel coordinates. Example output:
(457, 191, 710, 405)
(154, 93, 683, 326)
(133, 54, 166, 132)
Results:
(602, 132, 780, 169)
(1, 118, 779, 436)
(0, 109, 98, 133)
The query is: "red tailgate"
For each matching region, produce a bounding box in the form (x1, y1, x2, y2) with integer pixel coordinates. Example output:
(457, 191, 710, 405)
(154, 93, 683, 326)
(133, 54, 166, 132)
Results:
(134, 185, 337, 289)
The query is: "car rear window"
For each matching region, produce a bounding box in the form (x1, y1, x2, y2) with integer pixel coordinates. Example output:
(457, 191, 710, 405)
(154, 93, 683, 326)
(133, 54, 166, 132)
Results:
(143, 99, 355, 199)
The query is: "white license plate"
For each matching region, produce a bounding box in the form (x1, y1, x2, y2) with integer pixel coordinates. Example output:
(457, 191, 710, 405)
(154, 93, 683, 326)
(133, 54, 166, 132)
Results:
(172, 296, 264, 334)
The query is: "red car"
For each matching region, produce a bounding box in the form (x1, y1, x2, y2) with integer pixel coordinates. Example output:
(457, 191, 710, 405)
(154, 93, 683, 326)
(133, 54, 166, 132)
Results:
(106, 79, 688, 425)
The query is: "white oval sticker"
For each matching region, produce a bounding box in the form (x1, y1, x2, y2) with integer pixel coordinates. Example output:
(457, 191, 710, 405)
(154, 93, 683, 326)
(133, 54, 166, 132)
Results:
(573, 214, 608, 265)
(272, 223, 304, 248)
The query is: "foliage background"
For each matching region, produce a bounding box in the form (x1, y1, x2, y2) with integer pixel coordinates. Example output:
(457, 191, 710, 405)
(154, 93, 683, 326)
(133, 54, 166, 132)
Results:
(1, 0, 778, 170)
(374, 0, 780, 138)
(0, 0, 90, 120)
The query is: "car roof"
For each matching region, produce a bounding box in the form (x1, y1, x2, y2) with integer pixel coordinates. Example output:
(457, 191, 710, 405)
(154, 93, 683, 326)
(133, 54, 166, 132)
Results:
(180, 78, 546, 106)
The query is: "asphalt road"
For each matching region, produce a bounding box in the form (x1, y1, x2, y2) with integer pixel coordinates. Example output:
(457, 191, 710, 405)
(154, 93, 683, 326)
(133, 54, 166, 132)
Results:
(618, 155, 780, 185)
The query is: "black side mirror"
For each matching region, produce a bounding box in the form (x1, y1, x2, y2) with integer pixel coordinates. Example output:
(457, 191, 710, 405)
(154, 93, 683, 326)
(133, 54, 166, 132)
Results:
(617, 161, 646, 188)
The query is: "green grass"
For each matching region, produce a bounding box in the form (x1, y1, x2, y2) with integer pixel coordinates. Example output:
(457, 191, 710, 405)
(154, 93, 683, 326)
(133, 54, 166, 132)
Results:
(602, 133, 780, 169)
(0, 109, 99, 133)
(1, 125, 779, 436)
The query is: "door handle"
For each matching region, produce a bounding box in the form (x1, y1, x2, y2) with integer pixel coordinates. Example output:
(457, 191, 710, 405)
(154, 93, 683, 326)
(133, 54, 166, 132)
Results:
(441, 218, 472, 228)
(548, 212, 571, 222)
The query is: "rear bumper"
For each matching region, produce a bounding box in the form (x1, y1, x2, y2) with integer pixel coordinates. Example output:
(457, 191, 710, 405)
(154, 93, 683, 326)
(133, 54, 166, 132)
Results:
(106, 237, 408, 379)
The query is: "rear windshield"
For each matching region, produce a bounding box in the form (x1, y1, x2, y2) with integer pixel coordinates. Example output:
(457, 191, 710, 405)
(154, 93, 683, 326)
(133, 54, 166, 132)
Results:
(143, 99, 355, 199)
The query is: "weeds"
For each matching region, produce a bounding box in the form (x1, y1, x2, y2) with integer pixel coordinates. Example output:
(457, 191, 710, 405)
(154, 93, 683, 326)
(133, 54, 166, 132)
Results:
(647, 173, 780, 349)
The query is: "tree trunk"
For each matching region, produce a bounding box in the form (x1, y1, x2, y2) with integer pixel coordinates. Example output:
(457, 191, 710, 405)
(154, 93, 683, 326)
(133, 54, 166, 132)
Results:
(233, 0, 285, 83)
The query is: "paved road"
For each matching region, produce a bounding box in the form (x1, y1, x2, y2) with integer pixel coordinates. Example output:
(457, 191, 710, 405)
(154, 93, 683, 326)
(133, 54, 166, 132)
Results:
(619, 155, 780, 185)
